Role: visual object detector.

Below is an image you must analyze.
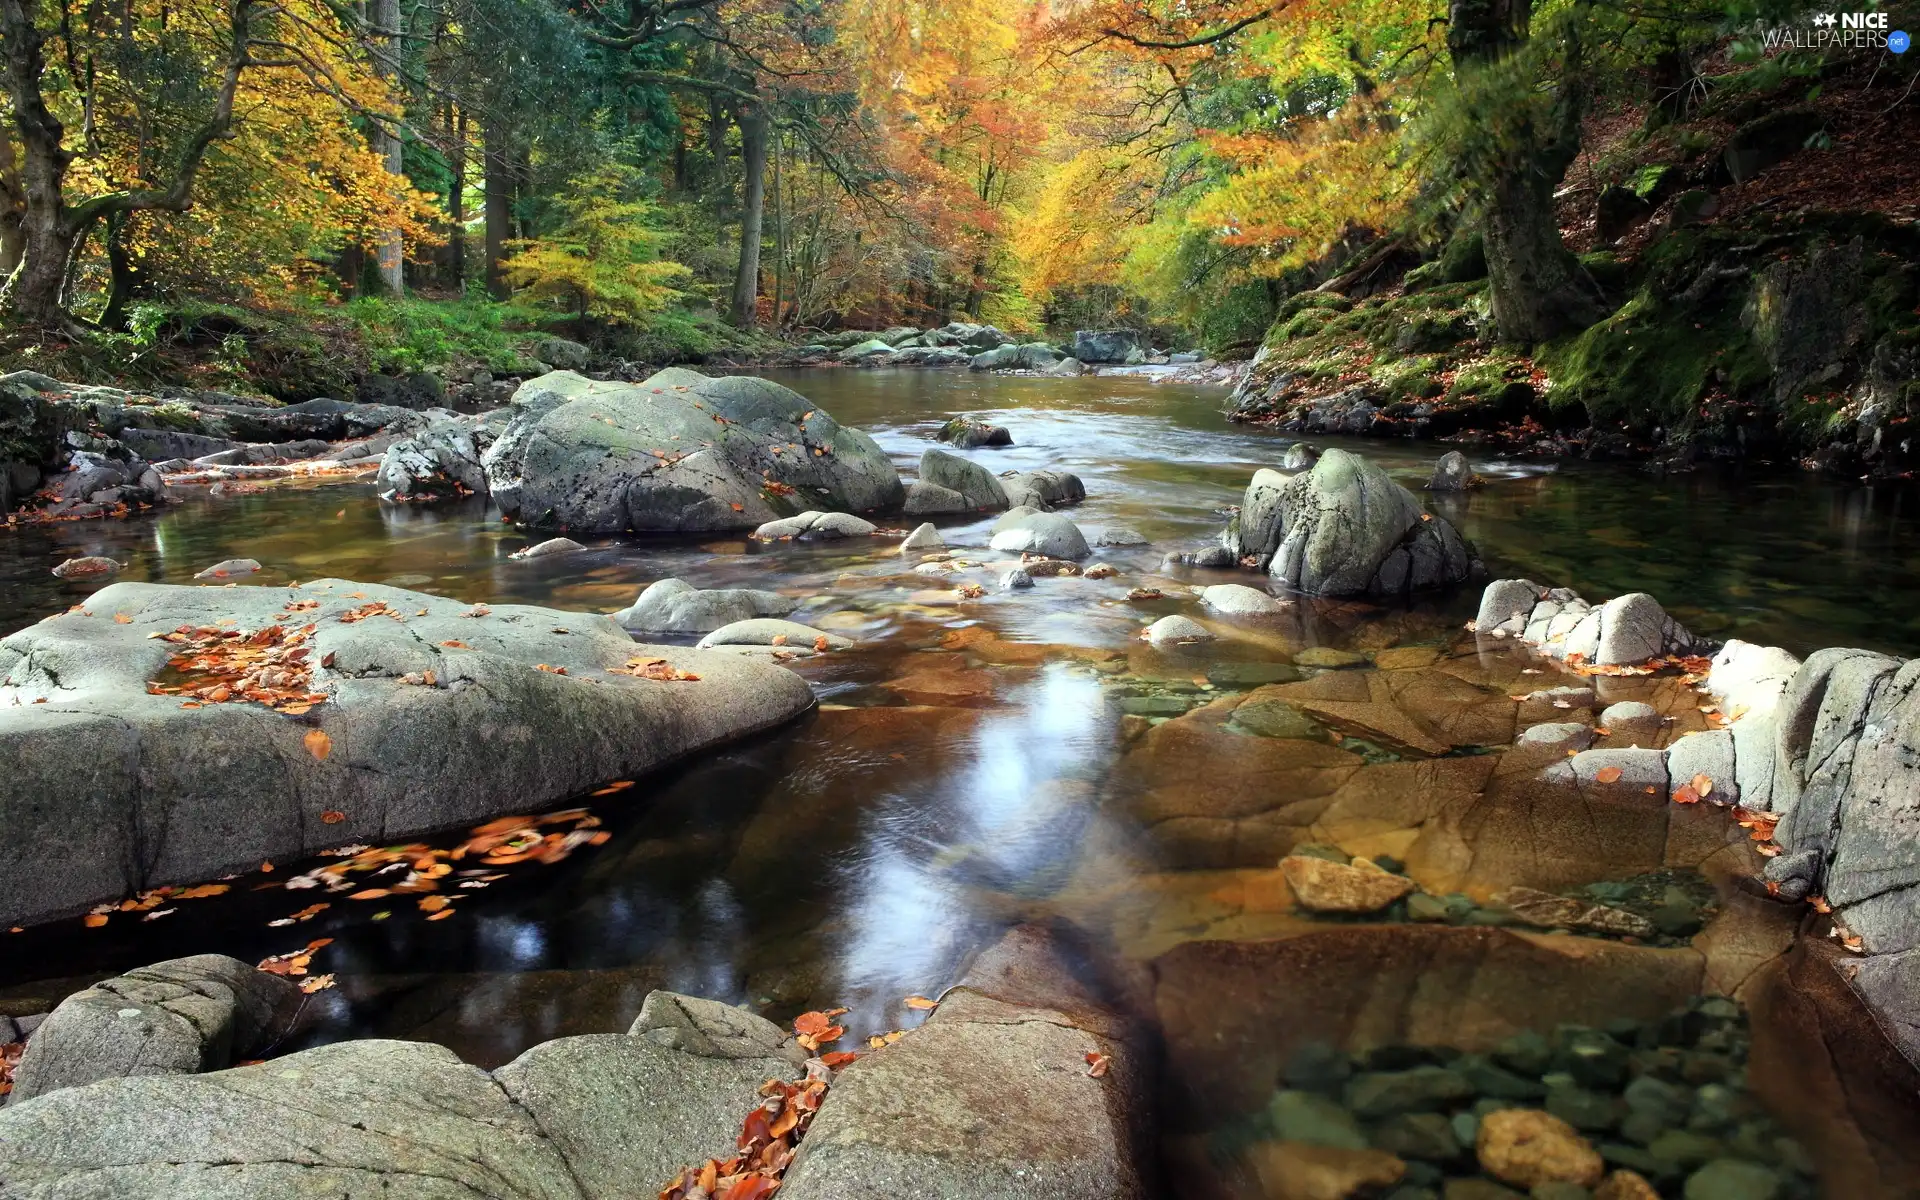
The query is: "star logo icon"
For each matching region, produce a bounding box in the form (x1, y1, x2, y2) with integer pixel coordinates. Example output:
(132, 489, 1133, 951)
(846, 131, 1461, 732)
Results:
(1812, 12, 1837, 25)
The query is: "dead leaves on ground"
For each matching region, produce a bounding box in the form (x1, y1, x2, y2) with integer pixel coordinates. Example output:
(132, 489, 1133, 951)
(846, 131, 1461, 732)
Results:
(608, 655, 701, 682)
(0, 1040, 22, 1097)
(659, 1010, 849, 1200)
(146, 621, 329, 714)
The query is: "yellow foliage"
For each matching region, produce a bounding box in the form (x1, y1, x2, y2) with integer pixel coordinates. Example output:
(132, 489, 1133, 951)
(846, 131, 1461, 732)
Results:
(502, 164, 688, 322)
(1009, 150, 1138, 300)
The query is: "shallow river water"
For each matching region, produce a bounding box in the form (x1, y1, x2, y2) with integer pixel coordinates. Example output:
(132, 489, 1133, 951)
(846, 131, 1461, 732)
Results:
(4, 368, 1920, 1197)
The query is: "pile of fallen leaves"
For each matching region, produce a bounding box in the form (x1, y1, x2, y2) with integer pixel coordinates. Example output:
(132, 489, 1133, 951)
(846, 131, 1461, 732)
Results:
(0, 1039, 22, 1097)
(659, 1008, 854, 1200)
(609, 654, 702, 682)
(257, 936, 336, 993)
(145, 619, 329, 714)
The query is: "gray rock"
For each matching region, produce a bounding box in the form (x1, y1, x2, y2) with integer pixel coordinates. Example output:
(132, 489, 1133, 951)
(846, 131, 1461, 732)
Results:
(613, 578, 797, 633)
(535, 337, 591, 371)
(377, 421, 492, 501)
(1001, 568, 1034, 591)
(1281, 443, 1320, 471)
(510, 537, 585, 560)
(754, 510, 879, 540)
(0, 579, 815, 928)
(838, 338, 897, 362)
(901, 523, 945, 552)
(777, 925, 1145, 1200)
(482, 370, 901, 534)
(989, 509, 1091, 559)
(1200, 584, 1287, 615)
(1041, 357, 1089, 377)
(935, 417, 1013, 447)
(903, 480, 972, 515)
(695, 619, 851, 650)
(1476, 578, 1546, 636)
(1597, 593, 1687, 665)
(191, 558, 261, 580)
(1072, 330, 1144, 364)
(924, 322, 1014, 351)
(7, 956, 300, 1104)
(0, 1039, 586, 1198)
(890, 346, 974, 368)
(496, 1006, 803, 1199)
(1224, 468, 1293, 564)
(1426, 450, 1475, 491)
(1095, 527, 1147, 547)
(1143, 615, 1213, 648)
(919, 448, 1011, 511)
(1000, 469, 1086, 511)
(1263, 450, 1477, 597)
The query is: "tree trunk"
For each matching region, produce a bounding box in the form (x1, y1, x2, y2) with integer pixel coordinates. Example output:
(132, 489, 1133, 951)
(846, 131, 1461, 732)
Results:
(445, 104, 466, 290)
(770, 130, 785, 329)
(369, 0, 405, 296)
(1446, 0, 1604, 344)
(483, 113, 512, 300)
(8, 203, 77, 324)
(730, 102, 767, 328)
(99, 209, 142, 328)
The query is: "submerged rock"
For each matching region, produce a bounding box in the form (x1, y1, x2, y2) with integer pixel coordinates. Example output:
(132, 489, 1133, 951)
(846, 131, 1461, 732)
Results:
(510, 537, 584, 559)
(192, 558, 262, 579)
(613, 578, 798, 633)
(1143, 615, 1213, 648)
(1474, 580, 1696, 667)
(481, 369, 901, 534)
(1000, 468, 1086, 512)
(1280, 855, 1416, 914)
(1200, 583, 1287, 615)
(50, 556, 122, 579)
(0, 579, 814, 928)
(1427, 449, 1477, 491)
(1476, 1109, 1606, 1189)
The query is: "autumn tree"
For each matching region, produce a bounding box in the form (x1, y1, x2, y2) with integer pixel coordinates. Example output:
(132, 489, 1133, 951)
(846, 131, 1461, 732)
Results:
(502, 161, 686, 320)
(0, 0, 411, 326)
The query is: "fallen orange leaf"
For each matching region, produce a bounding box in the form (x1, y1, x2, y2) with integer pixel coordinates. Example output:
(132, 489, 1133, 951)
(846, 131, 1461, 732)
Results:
(83, 913, 108, 928)
(321, 810, 346, 824)
(113, 612, 132, 624)
(1594, 766, 1623, 784)
(1085, 1051, 1111, 1078)
(304, 729, 331, 760)
(1691, 773, 1714, 799)
(903, 995, 938, 1010)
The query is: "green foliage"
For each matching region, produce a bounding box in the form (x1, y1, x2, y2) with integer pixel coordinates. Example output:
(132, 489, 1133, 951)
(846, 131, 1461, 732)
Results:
(342, 297, 535, 374)
(503, 163, 689, 323)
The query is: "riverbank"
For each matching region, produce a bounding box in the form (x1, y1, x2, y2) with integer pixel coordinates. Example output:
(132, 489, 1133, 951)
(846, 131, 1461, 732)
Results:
(6, 366, 1920, 1197)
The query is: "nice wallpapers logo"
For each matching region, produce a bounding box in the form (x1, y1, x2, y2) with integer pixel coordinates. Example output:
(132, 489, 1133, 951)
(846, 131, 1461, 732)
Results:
(1763, 10, 1911, 51)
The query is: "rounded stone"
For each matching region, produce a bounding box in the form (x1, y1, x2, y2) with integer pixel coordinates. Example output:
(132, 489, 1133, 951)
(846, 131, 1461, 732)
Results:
(1476, 1109, 1606, 1190)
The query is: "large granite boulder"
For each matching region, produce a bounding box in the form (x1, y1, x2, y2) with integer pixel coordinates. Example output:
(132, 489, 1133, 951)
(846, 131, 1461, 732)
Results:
(0, 989, 798, 1200)
(1072, 330, 1145, 364)
(1249, 449, 1477, 597)
(7, 956, 301, 1104)
(481, 369, 902, 534)
(0, 579, 814, 928)
(612, 578, 798, 633)
(918, 448, 1010, 511)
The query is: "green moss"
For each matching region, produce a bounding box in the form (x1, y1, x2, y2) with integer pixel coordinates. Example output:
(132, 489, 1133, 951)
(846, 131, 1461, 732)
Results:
(1372, 354, 1446, 401)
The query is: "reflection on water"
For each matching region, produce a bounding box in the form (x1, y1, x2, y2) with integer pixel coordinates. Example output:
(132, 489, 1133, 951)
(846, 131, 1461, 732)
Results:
(4, 367, 1920, 1195)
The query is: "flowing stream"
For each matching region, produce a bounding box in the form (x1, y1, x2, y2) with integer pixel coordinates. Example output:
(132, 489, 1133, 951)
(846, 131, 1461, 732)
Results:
(4, 368, 1920, 1197)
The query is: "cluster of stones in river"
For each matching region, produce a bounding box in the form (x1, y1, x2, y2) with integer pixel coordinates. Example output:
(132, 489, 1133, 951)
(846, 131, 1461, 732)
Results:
(1215, 995, 1814, 1200)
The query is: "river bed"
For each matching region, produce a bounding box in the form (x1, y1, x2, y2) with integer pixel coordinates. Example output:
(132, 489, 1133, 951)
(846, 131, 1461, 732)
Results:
(3, 367, 1919, 1197)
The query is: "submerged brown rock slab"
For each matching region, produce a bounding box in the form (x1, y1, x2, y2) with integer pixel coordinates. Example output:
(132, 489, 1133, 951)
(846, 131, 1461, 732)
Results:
(1153, 926, 1704, 1123)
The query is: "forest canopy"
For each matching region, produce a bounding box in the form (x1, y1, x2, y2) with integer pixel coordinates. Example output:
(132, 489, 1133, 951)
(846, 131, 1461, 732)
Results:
(0, 0, 1826, 352)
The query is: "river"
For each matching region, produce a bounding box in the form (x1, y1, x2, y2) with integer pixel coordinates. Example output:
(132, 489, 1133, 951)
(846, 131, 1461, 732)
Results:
(3, 367, 1918, 1197)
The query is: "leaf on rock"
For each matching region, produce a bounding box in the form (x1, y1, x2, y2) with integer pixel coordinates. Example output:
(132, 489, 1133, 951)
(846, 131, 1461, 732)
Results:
(903, 995, 938, 1010)
(1594, 766, 1623, 784)
(304, 729, 332, 760)
(1085, 1051, 1112, 1078)
(321, 810, 346, 824)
